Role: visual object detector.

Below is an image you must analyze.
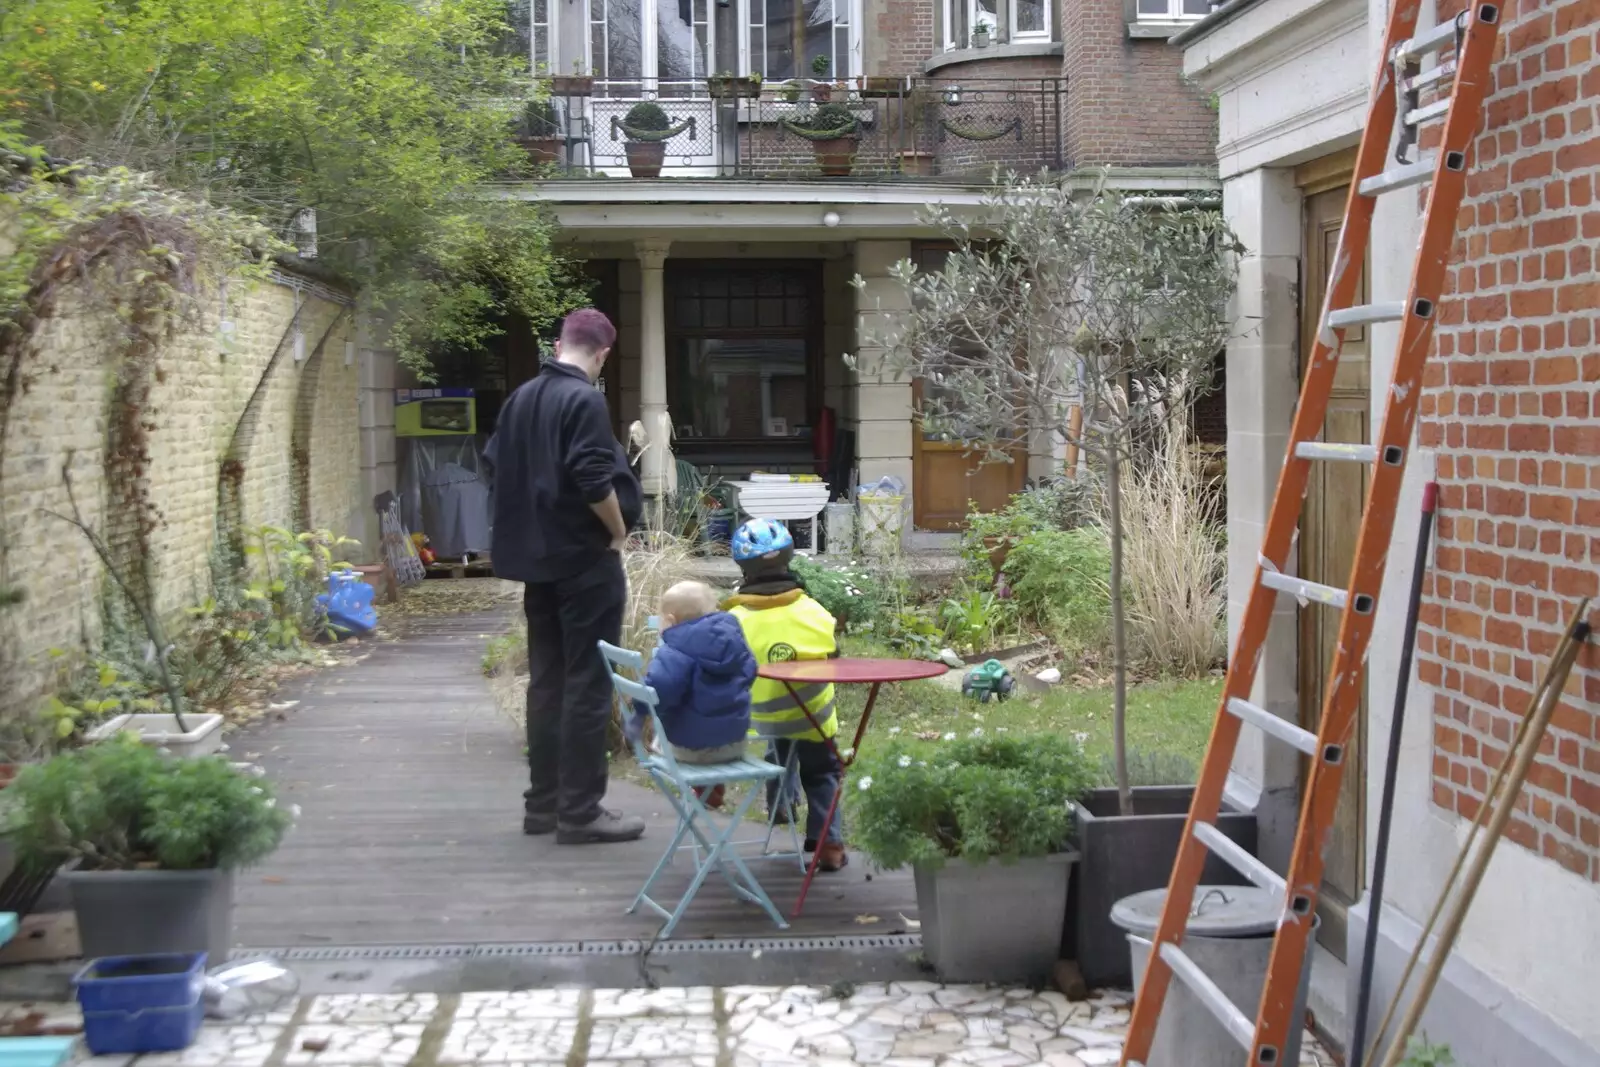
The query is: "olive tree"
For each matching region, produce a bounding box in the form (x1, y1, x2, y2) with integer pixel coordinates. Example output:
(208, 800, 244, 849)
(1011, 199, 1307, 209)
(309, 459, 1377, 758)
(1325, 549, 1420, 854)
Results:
(851, 174, 1241, 814)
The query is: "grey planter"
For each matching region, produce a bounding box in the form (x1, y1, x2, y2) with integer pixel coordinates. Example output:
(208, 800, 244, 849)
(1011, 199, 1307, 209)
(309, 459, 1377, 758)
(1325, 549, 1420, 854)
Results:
(1065, 786, 1258, 988)
(914, 850, 1077, 984)
(85, 712, 226, 759)
(63, 867, 234, 963)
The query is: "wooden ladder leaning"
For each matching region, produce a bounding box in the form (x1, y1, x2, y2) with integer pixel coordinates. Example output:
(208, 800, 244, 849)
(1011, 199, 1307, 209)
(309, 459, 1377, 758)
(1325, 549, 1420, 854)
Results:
(1119, 2, 1504, 1065)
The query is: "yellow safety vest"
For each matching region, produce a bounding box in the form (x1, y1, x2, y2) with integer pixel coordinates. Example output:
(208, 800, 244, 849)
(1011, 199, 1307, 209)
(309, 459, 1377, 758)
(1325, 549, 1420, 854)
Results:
(725, 589, 839, 743)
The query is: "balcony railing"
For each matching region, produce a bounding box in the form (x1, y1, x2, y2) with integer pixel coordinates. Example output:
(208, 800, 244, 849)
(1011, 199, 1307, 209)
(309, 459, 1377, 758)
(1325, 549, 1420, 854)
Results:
(511, 76, 1066, 182)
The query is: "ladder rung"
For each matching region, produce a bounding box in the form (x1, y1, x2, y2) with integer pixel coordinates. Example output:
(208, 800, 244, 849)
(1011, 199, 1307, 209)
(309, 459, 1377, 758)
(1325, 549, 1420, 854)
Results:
(1159, 942, 1256, 1050)
(1327, 301, 1406, 328)
(1261, 570, 1350, 610)
(1405, 59, 1457, 91)
(1359, 154, 1437, 196)
(1226, 698, 1321, 756)
(1295, 442, 1379, 463)
(1404, 98, 1452, 126)
(1393, 15, 1464, 61)
(1193, 822, 1287, 896)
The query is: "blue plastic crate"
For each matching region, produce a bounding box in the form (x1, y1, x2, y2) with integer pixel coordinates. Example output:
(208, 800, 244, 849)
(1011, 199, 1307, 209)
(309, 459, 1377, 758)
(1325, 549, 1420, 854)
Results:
(73, 952, 207, 1056)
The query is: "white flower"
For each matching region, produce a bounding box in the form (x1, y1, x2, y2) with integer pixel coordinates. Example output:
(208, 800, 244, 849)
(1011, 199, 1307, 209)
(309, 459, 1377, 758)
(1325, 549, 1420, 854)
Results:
(888, 726, 902, 736)
(918, 760, 928, 767)
(943, 732, 956, 741)
(971, 727, 984, 736)
(858, 776, 874, 791)
(898, 755, 913, 768)
(1074, 731, 1089, 744)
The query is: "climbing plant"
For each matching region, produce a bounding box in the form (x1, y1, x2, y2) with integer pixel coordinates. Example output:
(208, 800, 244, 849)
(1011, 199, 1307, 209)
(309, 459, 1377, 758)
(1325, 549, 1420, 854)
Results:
(1, 0, 588, 377)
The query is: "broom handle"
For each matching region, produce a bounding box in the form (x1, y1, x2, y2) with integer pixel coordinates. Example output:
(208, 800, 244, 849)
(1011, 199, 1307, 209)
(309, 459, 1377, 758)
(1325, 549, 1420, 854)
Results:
(1366, 609, 1583, 1059)
(1374, 604, 1591, 1067)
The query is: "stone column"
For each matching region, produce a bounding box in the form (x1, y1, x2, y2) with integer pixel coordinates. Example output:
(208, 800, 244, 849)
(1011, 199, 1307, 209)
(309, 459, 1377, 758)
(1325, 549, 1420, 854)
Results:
(635, 239, 674, 497)
(355, 308, 397, 565)
(852, 240, 915, 511)
(1221, 166, 1303, 873)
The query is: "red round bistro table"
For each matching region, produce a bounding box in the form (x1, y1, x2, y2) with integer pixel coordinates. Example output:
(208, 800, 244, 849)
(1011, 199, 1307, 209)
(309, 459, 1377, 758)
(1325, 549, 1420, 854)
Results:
(756, 657, 949, 916)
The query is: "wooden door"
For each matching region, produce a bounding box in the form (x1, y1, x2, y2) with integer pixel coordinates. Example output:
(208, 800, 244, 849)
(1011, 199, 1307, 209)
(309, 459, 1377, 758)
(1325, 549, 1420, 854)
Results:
(911, 380, 1027, 530)
(1297, 173, 1369, 958)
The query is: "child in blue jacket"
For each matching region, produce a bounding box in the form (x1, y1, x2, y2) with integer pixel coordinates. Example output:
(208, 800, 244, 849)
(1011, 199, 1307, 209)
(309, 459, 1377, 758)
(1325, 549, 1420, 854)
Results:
(626, 582, 756, 797)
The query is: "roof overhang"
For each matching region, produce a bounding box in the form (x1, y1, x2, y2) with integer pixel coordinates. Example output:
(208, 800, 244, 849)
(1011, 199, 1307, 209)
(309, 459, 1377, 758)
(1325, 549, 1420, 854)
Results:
(489, 169, 1220, 240)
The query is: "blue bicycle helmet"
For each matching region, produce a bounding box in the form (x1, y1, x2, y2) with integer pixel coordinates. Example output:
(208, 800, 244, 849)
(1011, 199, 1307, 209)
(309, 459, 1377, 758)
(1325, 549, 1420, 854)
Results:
(731, 518, 794, 562)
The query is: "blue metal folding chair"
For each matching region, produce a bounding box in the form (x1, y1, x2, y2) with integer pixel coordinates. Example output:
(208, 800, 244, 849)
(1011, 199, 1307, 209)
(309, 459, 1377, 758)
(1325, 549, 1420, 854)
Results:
(598, 641, 791, 938)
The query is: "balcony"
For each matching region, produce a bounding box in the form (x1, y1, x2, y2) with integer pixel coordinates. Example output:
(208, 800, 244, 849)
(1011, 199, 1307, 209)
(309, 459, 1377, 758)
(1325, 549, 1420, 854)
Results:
(509, 76, 1066, 182)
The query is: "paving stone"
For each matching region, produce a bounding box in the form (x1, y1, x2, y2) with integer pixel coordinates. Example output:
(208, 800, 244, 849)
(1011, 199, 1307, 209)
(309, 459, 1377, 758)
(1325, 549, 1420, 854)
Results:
(438, 1016, 578, 1063)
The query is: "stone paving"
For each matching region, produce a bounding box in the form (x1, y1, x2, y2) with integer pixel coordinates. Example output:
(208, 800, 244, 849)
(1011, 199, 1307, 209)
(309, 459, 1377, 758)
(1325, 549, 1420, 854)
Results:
(1, 984, 1333, 1066)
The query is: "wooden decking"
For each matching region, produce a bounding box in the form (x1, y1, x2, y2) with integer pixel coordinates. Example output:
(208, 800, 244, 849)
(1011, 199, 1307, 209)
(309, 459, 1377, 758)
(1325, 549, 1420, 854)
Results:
(232, 610, 915, 950)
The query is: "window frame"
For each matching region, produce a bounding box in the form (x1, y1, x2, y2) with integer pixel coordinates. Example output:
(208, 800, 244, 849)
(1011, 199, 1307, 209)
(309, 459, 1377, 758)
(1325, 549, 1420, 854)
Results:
(665, 262, 825, 449)
(738, 0, 863, 83)
(1133, 0, 1210, 22)
(941, 0, 1053, 49)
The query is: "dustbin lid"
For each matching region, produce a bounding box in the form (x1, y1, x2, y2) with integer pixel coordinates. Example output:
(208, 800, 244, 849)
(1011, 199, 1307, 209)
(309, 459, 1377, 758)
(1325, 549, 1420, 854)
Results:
(1110, 886, 1282, 938)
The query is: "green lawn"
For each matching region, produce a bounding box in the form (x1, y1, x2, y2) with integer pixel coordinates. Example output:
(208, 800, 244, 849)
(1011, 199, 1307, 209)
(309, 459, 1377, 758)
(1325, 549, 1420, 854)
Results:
(834, 637, 1222, 786)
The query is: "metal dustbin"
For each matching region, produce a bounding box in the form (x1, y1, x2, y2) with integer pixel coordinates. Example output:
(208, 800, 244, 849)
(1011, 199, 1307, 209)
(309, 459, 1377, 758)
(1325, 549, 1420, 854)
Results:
(1111, 886, 1317, 1067)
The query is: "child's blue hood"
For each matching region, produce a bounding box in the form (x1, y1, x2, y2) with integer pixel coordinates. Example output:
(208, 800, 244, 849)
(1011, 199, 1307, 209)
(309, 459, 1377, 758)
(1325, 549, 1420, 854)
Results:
(660, 611, 751, 676)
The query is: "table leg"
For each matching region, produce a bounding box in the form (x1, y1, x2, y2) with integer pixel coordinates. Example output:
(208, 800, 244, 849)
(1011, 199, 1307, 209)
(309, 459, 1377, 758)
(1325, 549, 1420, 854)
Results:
(793, 682, 881, 919)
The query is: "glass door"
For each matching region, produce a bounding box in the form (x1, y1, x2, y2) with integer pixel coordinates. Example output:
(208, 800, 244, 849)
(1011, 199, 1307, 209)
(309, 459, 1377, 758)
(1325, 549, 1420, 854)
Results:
(589, 0, 719, 174)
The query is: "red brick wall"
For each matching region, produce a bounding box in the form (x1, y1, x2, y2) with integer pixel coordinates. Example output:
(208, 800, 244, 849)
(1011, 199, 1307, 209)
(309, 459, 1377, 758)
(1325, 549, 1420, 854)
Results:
(1059, 0, 1217, 166)
(873, 0, 938, 77)
(1422, 0, 1600, 881)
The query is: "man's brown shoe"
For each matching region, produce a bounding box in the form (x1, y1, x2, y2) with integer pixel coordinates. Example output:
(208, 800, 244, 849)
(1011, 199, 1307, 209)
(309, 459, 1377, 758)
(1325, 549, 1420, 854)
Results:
(816, 842, 849, 872)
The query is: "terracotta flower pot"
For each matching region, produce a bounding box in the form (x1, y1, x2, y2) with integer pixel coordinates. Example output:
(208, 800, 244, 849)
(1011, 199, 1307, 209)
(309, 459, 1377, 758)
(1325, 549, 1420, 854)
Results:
(516, 136, 562, 166)
(812, 135, 858, 177)
(625, 140, 667, 178)
(550, 75, 594, 96)
(899, 150, 935, 177)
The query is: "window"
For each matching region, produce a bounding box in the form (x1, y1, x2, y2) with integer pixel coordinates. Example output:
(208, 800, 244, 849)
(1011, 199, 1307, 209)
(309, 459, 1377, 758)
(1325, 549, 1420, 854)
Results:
(1135, 0, 1210, 20)
(745, 0, 855, 82)
(504, 0, 552, 74)
(589, 0, 712, 82)
(942, 0, 1050, 48)
(669, 268, 818, 443)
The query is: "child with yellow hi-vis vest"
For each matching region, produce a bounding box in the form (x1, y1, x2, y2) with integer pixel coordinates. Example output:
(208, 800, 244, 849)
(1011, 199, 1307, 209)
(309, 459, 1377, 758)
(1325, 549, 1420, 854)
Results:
(724, 518, 847, 872)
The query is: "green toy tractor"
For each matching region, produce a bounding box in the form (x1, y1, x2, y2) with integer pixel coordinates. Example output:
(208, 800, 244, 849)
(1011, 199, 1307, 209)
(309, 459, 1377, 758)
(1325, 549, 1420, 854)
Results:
(961, 659, 1015, 703)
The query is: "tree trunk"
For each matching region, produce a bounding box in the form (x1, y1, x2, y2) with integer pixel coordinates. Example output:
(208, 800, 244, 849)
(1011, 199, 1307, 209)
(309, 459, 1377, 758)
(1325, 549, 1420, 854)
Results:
(1107, 446, 1132, 815)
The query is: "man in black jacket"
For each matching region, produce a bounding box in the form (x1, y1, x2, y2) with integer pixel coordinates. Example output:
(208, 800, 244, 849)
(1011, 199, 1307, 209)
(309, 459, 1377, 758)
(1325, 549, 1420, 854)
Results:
(485, 309, 645, 844)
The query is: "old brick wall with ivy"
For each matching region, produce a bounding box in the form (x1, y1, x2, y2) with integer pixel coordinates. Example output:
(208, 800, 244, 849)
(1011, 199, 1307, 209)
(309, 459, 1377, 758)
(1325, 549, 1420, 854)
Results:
(0, 268, 359, 719)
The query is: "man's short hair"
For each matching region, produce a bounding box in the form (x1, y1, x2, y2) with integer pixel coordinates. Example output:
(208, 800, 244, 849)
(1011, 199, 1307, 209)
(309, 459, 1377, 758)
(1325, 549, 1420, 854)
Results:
(560, 308, 616, 355)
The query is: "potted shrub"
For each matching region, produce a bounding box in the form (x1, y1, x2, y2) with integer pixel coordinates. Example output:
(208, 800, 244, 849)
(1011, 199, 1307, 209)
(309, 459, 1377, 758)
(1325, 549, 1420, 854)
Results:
(512, 99, 562, 166)
(616, 101, 692, 178)
(783, 102, 860, 177)
(971, 23, 992, 47)
(809, 53, 836, 102)
(848, 732, 1095, 983)
(774, 80, 804, 104)
(8, 738, 292, 962)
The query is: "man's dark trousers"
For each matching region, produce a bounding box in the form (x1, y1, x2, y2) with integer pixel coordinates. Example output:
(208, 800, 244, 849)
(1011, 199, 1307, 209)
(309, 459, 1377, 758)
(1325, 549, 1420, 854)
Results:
(522, 551, 626, 826)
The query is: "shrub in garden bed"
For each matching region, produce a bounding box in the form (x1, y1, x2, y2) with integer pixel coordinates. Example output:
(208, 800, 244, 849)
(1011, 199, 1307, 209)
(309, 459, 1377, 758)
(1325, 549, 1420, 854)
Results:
(790, 555, 887, 633)
(1001, 527, 1112, 654)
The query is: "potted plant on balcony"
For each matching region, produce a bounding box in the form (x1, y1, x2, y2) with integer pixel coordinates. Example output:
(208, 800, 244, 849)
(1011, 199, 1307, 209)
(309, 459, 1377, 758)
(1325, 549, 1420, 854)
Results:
(848, 731, 1094, 983)
(774, 80, 804, 104)
(551, 61, 595, 96)
(783, 102, 860, 177)
(617, 101, 691, 178)
(7, 737, 292, 962)
(809, 53, 836, 103)
(513, 99, 562, 166)
(971, 23, 992, 47)
(707, 71, 761, 99)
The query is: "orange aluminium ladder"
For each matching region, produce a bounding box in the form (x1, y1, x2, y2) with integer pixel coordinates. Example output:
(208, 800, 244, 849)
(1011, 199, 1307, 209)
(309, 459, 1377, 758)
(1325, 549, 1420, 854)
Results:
(1119, 3, 1503, 1066)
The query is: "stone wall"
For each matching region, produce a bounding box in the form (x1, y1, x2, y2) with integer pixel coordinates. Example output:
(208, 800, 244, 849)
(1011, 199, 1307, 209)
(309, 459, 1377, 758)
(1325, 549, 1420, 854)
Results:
(0, 265, 360, 721)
